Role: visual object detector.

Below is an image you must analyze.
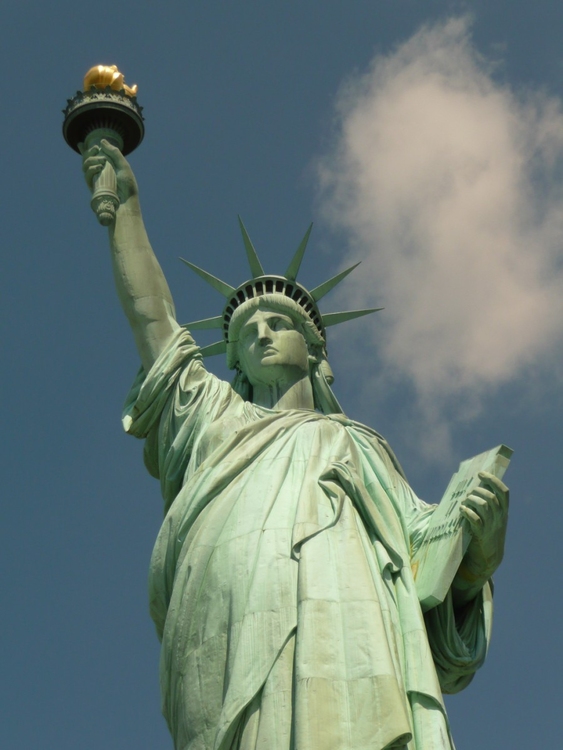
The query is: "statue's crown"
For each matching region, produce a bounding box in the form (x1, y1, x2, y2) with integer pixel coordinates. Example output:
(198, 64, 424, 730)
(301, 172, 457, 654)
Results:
(181, 219, 381, 358)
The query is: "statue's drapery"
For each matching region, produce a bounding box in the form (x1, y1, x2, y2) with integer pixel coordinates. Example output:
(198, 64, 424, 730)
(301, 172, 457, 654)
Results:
(123, 329, 492, 750)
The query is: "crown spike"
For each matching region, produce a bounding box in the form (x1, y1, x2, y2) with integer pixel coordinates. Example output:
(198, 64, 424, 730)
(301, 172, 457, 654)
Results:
(322, 308, 383, 328)
(179, 257, 235, 297)
(310, 262, 361, 302)
(198, 340, 228, 357)
(285, 223, 313, 281)
(183, 316, 224, 331)
(238, 216, 265, 278)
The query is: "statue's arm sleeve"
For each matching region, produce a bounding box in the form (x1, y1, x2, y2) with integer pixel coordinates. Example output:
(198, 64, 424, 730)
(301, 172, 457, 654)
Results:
(122, 327, 238, 505)
(424, 582, 493, 693)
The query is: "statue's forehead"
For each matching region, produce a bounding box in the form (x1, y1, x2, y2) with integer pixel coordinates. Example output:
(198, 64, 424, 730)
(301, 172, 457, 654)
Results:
(240, 307, 294, 326)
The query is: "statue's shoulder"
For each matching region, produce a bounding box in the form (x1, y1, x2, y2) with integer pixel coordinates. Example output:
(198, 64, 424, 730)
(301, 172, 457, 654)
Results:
(328, 413, 408, 482)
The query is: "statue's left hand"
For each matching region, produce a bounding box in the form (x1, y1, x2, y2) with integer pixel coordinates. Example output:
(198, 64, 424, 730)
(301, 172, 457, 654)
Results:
(460, 471, 509, 579)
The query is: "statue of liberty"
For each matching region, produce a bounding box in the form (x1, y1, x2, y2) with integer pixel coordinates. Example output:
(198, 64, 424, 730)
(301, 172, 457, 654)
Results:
(80, 134, 509, 750)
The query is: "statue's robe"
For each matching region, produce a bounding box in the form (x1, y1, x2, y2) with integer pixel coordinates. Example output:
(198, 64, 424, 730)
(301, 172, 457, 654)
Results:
(123, 329, 492, 750)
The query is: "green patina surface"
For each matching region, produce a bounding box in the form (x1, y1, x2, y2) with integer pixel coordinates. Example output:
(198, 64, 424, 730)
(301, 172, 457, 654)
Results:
(77, 137, 509, 750)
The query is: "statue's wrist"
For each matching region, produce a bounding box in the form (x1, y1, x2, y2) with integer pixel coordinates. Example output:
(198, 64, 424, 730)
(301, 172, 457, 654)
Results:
(459, 548, 497, 584)
(117, 194, 142, 216)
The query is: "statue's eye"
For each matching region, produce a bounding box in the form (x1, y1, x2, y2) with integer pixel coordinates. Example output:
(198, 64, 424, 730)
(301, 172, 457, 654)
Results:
(272, 317, 292, 331)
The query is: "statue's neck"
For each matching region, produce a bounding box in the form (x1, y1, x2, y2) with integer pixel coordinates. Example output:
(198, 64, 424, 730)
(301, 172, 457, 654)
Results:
(252, 374, 314, 411)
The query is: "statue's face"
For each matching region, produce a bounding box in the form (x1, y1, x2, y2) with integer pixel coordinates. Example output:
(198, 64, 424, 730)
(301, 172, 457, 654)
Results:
(237, 309, 310, 387)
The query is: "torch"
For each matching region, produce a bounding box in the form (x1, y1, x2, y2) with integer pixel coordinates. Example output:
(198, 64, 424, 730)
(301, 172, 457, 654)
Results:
(63, 65, 145, 226)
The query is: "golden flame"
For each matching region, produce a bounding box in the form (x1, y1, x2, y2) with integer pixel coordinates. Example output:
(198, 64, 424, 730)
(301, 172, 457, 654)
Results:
(83, 65, 138, 97)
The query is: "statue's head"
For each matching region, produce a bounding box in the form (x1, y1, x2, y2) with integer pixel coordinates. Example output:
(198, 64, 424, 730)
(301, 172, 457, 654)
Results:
(181, 219, 381, 412)
(225, 294, 336, 406)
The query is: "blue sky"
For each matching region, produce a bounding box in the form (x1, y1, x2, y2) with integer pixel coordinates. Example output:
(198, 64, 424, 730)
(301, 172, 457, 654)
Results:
(2, 2, 562, 747)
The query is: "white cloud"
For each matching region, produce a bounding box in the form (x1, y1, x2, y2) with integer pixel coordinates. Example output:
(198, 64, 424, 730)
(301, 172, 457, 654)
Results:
(317, 17, 563, 428)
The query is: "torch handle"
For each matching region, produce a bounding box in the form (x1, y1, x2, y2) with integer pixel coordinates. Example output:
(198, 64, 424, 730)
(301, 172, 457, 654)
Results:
(90, 160, 119, 226)
(84, 128, 124, 227)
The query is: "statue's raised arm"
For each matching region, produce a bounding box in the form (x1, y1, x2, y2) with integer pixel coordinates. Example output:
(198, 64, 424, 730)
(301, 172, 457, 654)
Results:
(81, 140, 179, 372)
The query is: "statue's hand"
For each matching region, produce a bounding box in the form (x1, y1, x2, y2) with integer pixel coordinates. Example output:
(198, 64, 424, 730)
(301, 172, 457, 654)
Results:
(79, 139, 139, 205)
(460, 471, 509, 579)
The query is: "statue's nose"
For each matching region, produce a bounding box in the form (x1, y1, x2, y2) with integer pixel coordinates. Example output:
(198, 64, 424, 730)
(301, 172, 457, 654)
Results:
(257, 322, 273, 343)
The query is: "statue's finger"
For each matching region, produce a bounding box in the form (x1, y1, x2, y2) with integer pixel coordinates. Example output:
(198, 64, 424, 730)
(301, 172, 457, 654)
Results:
(478, 472, 509, 509)
(469, 486, 496, 503)
(465, 495, 489, 509)
(460, 505, 482, 529)
(469, 487, 499, 511)
(478, 471, 508, 493)
(82, 159, 106, 178)
(83, 165, 104, 182)
(84, 164, 103, 188)
(100, 139, 128, 168)
(462, 497, 490, 525)
(77, 142, 99, 157)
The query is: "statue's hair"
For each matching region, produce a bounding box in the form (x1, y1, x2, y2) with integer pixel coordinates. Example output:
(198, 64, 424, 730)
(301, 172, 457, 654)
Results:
(225, 294, 342, 414)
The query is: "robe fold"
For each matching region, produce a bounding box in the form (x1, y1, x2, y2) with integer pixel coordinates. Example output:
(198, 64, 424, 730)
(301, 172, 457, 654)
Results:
(123, 329, 492, 750)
